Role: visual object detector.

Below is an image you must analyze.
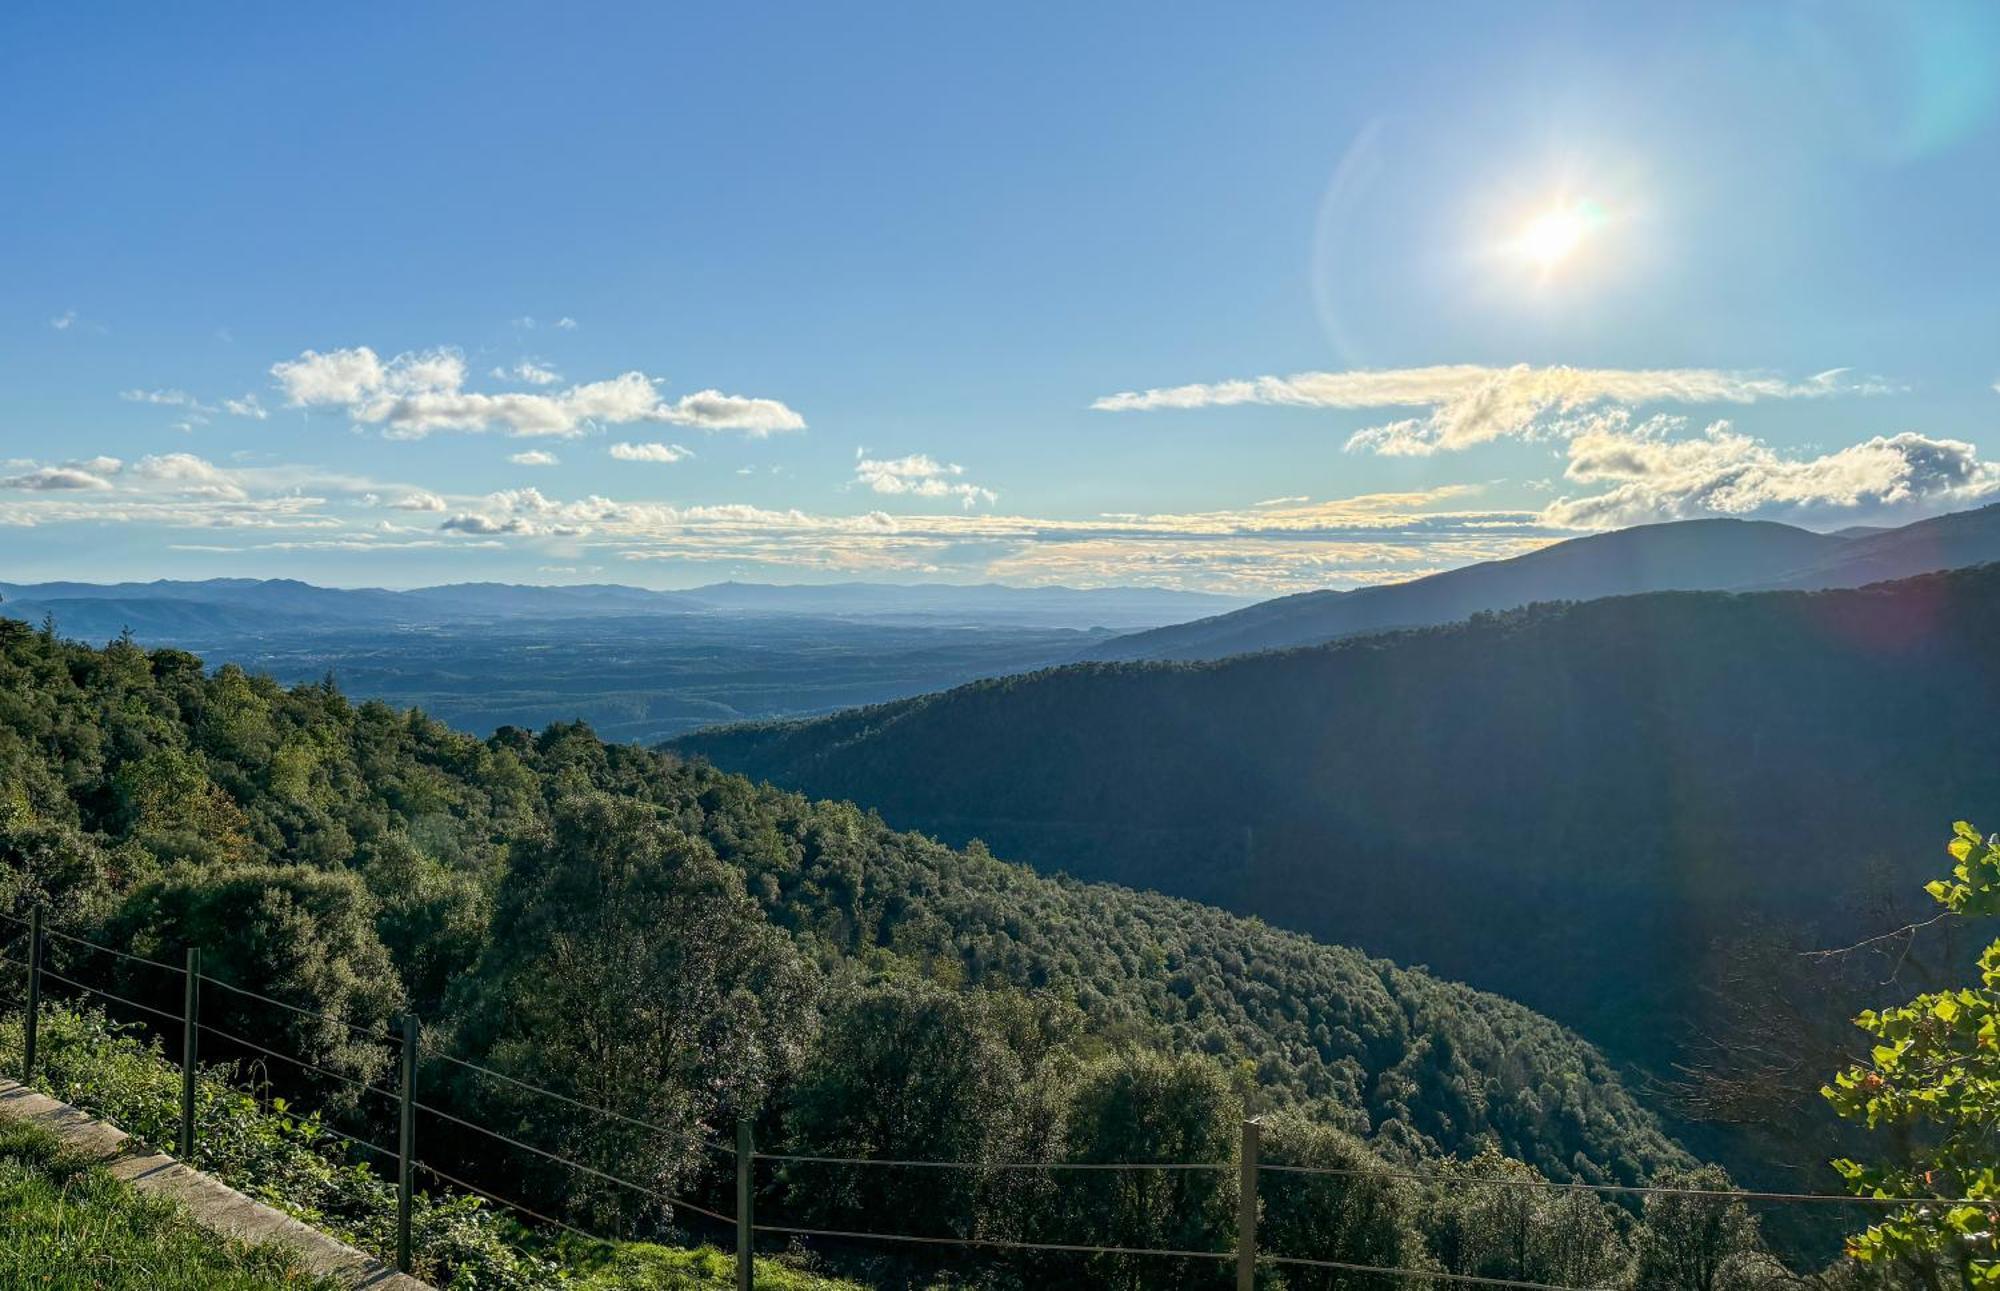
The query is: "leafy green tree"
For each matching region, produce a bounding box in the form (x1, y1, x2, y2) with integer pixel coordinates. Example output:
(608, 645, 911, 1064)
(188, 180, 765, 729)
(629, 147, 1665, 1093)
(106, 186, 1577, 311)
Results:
(1824, 821, 2000, 1287)
(108, 863, 404, 1091)
(1256, 1112, 1426, 1290)
(1628, 1165, 1765, 1291)
(1418, 1148, 1629, 1290)
(1056, 1048, 1239, 1290)
(452, 790, 817, 1229)
(782, 977, 1026, 1242)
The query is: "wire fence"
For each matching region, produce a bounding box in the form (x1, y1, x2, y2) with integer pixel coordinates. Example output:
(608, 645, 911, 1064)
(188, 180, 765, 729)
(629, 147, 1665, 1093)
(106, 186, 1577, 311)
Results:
(0, 906, 1980, 1291)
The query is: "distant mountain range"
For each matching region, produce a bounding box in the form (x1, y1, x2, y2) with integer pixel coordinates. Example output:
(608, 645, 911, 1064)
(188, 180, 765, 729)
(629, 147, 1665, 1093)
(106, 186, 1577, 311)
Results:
(0, 577, 1249, 641)
(1088, 501, 2000, 661)
(676, 561, 2000, 1081)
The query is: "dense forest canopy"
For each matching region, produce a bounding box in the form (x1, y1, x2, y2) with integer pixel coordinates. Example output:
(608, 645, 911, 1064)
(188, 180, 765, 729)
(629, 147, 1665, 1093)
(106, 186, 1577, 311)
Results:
(0, 617, 1795, 1284)
(676, 564, 2000, 1088)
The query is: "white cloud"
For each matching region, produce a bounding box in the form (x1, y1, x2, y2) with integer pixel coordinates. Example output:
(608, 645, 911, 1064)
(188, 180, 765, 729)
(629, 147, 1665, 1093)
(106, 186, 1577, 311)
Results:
(387, 490, 448, 512)
(1095, 364, 1892, 456)
(2, 466, 115, 491)
(269, 345, 804, 439)
(653, 390, 805, 436)
(50, 310, 76, 331)
(609, 441, 691, 463)
(509, 450, 560, 466)
(492, 360, 561, 386)
(223, 394, 268, 419)
(854, 454, 998, 508)
(555, 317, 578, 331)
(122, 388, 214, 412)
(131, 452, 250, 501)
(1541, 417, 2000, 527)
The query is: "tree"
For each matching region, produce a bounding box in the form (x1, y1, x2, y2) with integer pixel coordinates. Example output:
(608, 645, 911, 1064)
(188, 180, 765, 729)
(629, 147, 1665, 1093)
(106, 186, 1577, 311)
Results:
(1056, 1048, 1239, 1291)
(1419, 1149, 1630, 1290)
(109, 863, 405, 1092)
(451, 791, 818, 1230)
(782, 977, 1026, 1241)
(1256, 1112, 1426, 1290)
(1628, 1165, 1766, 1291)
(1823, 821, 2000, 1287)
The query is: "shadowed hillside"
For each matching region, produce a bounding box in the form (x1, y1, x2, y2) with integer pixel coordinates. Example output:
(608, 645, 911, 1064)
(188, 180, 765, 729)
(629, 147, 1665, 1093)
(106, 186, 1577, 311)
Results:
(678, 563, 2000, 1071)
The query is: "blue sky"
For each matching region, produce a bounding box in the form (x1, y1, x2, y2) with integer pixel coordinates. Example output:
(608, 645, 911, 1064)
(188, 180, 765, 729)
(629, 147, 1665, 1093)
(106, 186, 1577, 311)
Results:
(4, 2, 1998, 593)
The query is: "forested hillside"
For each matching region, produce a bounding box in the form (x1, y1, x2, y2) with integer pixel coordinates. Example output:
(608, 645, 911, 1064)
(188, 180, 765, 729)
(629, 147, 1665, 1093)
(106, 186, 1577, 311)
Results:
(678, 564, 2000, 1077)
(1088, 502, 2000, 662)
(0, 619, 1731, 1285)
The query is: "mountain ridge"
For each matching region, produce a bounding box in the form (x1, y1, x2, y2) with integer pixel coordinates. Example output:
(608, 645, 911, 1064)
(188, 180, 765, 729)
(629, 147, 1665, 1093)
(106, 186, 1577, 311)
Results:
(1087, 502, 2000, 662)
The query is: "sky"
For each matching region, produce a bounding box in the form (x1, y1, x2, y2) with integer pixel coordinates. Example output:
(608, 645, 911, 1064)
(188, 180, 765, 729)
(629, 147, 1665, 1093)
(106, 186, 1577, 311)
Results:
(4, 2, 1999, 595)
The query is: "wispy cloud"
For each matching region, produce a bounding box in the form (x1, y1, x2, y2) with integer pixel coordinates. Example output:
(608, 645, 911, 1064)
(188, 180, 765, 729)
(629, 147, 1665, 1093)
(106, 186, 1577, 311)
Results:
(492, 360, 561, 386)
(270, 345, 805, 439)
(1095, 364, 1893, 456)
(509, 450, 560, 466)
(609, 441, 691, 463)
(853, 453, 997, 507)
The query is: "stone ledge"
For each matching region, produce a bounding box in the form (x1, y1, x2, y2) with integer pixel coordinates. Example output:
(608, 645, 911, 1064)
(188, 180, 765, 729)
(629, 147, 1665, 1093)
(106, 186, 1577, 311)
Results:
(0, 1078, 431, 1289)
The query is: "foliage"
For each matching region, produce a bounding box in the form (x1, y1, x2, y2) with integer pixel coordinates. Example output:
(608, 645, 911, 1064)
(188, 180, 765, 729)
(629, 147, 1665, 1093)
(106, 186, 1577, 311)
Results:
(675, 565, 2000, 1081)
(0, 621, 1747, 1285)
(1824, 822, 2000, 1286)
(0, 1115, 341, 1289)
(450, 790, 817, 1228)
(0, 1002, 863, 1290)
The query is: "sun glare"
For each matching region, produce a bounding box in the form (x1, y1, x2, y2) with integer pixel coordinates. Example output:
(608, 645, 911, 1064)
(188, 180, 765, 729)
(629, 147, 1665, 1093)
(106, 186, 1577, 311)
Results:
(1513, 199, 1605, 272)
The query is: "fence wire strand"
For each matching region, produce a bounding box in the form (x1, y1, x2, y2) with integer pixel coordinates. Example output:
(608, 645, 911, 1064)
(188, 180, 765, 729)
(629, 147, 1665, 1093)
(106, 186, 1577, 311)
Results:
(196, 974, 394, 1045)
(412, 1100, 734, 1226)
(752, 1221, 1232, 1261)
(421, 1043, 734, 1157)
(759, 1149, 1230, 1173)
(1257, 1162, 1991, 1207)
(1267, 1253, 1608, 1290)
(414, 1161, 605, 1245)
(38, 968, 186, 1025)
(43, 927, 185, 976)
(194, 1020, 400, 1102)
(312, 1119, 399, 1163)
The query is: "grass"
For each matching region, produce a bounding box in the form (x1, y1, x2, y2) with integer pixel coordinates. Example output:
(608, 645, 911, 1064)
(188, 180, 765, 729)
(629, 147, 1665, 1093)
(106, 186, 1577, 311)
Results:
(0, 1117, 341, 1289)
(0, 1001, 870, 1290)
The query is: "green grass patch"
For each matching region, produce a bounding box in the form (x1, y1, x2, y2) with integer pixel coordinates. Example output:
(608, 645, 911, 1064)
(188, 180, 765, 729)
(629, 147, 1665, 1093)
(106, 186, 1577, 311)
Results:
(0, 1003, 866, 1290)
(0, 1116, 340, 1289)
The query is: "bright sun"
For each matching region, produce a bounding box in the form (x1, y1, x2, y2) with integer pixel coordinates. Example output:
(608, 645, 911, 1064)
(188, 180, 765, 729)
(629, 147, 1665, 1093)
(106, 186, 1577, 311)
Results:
(1513, 200, 1604, 271)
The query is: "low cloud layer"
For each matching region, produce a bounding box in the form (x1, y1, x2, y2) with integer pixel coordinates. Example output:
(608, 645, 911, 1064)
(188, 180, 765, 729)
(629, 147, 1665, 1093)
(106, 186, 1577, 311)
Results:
(270, 345, 805, 439)
(1095, 364, 1889, 456)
